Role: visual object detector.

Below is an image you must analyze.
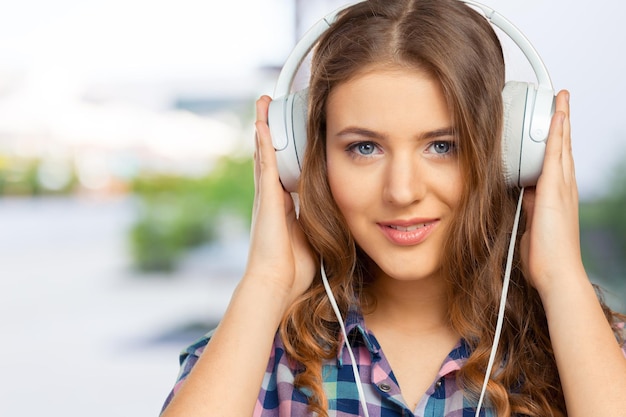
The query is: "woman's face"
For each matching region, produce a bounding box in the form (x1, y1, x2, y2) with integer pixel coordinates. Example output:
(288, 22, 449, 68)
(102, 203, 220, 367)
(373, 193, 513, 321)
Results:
(326, 68, 463, 283)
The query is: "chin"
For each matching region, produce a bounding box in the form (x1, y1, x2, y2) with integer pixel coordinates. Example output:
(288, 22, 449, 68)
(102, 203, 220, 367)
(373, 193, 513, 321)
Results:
(374, 261, 443, 283)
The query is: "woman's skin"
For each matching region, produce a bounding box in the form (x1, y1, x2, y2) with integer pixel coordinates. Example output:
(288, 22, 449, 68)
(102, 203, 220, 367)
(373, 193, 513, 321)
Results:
(519, 91, 626, 415)
(161, 94, 315, 417)
(161, 67, 626, 416)
(325, 68, 462, 409)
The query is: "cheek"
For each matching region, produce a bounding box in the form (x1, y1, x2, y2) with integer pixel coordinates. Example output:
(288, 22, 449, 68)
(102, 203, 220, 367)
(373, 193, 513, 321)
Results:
(327, 161, 352, 215)
(440, 176, 464, 240)
(327, 155, 370, 218)
(438, 165, 463, 209)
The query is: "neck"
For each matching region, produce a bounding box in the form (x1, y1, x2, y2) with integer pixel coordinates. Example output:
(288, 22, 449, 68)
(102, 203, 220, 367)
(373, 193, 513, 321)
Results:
(364, 270, 451, 335)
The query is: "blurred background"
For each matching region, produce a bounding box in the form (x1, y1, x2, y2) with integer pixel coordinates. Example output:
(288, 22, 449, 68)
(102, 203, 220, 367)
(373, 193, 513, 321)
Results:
(1, 0, 624, 416)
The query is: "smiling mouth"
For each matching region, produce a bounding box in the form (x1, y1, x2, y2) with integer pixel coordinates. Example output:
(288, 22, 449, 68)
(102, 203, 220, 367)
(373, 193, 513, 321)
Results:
(379, 220, 439, 246)
(387, 223, 431, 232)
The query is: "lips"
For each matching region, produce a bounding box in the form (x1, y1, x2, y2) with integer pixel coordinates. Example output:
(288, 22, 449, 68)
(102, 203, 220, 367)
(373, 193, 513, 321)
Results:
(387, 223, 430, 232)
(378, 219, 439, 246)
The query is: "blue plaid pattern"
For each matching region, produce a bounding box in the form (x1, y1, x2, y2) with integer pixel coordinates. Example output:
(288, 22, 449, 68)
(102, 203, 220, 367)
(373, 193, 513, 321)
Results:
(162, 312, 626, 416)
(162, 309, 499, 416)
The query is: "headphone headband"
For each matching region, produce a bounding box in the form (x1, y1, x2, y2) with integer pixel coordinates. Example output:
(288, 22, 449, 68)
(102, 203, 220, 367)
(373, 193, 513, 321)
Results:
(274, 0, 553, 98)
(268, 0, 556, 191)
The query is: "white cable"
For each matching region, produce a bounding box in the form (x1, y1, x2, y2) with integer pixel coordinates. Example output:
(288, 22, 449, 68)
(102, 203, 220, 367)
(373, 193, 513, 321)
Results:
(320, 261, 371, 417)
(474, 187, 525, 416)
(320, 188, 523, 417)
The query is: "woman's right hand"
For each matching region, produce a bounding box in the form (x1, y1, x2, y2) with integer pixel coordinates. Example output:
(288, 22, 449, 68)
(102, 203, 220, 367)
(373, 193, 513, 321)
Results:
(242, 95, 316, 309)
(160, 97, 316, 417)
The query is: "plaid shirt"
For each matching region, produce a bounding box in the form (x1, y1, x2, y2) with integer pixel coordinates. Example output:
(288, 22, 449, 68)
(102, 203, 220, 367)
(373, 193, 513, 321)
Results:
(162, 311, 626, 416)
(162, 308, 500, 416)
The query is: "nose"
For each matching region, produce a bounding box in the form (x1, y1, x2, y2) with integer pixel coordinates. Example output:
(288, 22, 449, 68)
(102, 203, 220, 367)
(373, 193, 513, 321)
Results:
(382, 153, 425, 206)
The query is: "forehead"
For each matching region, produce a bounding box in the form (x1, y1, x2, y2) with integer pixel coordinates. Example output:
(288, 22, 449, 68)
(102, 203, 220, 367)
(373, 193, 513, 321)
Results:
(326, 68, 453, 136)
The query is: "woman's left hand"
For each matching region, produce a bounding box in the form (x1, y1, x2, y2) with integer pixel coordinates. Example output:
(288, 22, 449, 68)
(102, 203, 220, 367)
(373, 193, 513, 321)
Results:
(519, 90, 626, 417)
(519, 90, 586, 298)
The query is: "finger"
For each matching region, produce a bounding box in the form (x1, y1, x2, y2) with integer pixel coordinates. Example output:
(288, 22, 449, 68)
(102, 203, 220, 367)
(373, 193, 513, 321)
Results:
(253, 96, 273, 211)
(256, 95, 271, 123)
(253, 101, 264, 200)
(557, 90, 571, 153)
(253, 130, 260, 205)
(540, 103, 566, 182)
(254, 101, 281, 185)
(254, 95, 271, 156)
(558, 91, 576, 185)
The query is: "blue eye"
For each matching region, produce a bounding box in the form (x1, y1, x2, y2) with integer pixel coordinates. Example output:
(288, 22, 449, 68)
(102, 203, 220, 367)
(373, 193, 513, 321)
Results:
(428, 141, 456, 156)
(433, 141, 450, 154)
(347, 141, 380, 158)
(356, 142, 376, 155)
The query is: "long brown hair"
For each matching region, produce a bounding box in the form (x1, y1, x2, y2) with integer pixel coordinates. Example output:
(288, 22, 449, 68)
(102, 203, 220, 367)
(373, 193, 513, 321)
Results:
(279, 1, 623, 416)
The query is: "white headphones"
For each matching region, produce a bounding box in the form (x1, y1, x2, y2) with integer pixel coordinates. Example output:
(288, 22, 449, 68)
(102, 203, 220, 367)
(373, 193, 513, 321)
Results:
(268, 0, 555, 192)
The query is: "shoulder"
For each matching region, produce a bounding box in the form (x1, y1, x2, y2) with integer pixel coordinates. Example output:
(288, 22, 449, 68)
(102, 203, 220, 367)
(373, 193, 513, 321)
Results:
(159, 330, 216, 414)
(162, 329, 301, 414)
(179, 328, 215, 364)
(177, 328, 293, 372)
(177, 328, 305, 390)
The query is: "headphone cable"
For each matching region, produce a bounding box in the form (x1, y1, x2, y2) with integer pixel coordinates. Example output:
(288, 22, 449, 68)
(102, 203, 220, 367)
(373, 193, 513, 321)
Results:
(320, 187, 525, 417)
(321, 260, 371, 417)
(475, 186, 525, 416)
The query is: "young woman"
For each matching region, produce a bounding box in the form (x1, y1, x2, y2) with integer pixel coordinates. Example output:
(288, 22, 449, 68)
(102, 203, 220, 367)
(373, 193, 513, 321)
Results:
(161, 1, 626, 416)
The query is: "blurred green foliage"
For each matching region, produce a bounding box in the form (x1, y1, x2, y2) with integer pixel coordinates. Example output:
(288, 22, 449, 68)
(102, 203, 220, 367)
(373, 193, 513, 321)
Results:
(0, 154, 77, 196)
(127, 150, 626, 310)
(129, 156, 254, 272)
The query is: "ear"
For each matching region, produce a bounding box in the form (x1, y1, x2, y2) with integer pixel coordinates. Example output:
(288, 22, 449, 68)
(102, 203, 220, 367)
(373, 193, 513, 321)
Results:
(267, 88, 309, 192)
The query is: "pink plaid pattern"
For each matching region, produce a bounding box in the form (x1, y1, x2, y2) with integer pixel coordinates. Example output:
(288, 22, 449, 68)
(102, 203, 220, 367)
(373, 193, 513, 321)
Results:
(162, 311, 626, 416)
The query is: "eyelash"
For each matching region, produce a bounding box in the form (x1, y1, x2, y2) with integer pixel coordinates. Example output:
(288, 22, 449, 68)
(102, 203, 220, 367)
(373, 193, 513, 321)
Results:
(345, 140, 457, 159)
(426, 140, 457, 158)
(346, 141, 382, 159)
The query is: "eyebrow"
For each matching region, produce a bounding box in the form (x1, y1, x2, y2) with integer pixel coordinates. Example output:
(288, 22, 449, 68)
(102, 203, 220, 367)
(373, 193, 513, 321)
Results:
(334, 126, 456, 141)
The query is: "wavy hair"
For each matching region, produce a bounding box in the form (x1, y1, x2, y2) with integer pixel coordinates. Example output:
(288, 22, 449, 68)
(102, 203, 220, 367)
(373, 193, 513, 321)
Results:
(279, 1, 624, 416)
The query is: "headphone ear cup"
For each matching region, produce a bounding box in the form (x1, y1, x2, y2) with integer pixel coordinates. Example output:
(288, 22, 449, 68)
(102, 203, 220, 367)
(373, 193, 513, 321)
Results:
(502, 81, 553, 188)
(501, 81, 528, 188)
(268, 89, 309, 192)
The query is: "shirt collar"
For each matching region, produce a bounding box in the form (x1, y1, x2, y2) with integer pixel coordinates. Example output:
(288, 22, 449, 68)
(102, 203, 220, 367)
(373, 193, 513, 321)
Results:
(437, 339, 470, 377)
(336, 307, 380, 365)
(337, 307, 471, 377)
